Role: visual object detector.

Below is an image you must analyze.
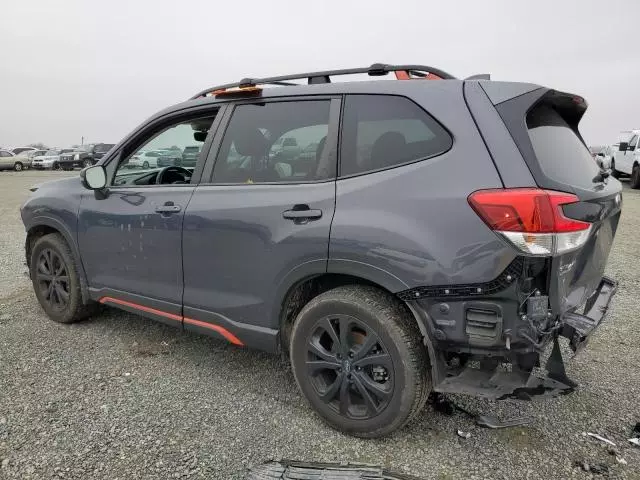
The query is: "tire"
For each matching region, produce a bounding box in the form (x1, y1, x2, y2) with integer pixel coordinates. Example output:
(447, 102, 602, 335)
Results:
(631, 164, 640, 189)
(14, 162, 23, 172)
(83, 159, 93, 168)
(143, 161, 149, 169)
(30, 233, 97, 324)
(290, 285, 431, 438)
(52, 162, 60, 171)
(611, 160, 620, 179)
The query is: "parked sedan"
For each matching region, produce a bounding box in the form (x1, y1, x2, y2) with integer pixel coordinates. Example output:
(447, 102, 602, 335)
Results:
(31, 149, 74, 170)
(0, 150, 26, 171)
(125, 150, 165, 169)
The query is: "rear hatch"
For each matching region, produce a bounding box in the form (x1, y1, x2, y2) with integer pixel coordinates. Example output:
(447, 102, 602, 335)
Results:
(491, 87, 622, 315)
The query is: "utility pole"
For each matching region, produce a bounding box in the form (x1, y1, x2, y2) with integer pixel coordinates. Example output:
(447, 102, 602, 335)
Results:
(81, 136, 84, 145)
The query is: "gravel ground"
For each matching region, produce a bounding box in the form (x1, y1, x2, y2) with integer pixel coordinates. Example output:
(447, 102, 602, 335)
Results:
(1, 170, 639, 479)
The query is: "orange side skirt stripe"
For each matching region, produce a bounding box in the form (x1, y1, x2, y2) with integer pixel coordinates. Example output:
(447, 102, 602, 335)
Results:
(99, 296, 244, 346)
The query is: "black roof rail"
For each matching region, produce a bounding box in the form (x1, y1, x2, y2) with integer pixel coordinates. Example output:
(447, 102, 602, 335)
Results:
(466, 73, 491, 80)
(190, 63, 457, 100)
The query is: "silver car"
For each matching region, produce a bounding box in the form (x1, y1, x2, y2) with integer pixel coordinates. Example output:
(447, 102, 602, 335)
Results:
(0, 149, 27, 171)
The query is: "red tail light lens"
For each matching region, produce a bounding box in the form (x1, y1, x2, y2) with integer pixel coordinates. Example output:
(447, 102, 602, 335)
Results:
(468, 189, 591, 256)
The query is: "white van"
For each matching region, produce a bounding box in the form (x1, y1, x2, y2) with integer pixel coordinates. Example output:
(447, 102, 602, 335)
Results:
(613, 130, 640, 188)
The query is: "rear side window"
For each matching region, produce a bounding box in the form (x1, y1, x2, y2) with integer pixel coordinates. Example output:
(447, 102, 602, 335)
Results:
(213, 100, 331, 184)
(340, 95, 452, 177)
(527, 105, 599, 188)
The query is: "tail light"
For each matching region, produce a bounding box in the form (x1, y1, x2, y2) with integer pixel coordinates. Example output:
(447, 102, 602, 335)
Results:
(468, 188, 591, 256)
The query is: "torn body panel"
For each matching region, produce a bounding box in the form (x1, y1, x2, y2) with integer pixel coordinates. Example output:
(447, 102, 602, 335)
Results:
(405, 271, 617, 400)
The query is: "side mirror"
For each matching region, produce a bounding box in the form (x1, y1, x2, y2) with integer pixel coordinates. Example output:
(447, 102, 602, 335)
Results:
(80, 165, 107, 190)
(619, 142, 629, 151)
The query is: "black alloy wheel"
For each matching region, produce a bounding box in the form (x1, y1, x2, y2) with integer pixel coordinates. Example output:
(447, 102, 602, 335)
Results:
(306, 314, 393, 419)
(35, 248, 70, 311)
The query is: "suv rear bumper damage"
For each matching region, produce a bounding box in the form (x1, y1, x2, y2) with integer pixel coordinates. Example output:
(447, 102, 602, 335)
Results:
(406, 275, 617, 401)
(561, 276, 617, 353)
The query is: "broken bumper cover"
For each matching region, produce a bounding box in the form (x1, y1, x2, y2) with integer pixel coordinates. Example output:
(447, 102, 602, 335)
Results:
(434, 275, 617, 401)
(560, 275, 617, 352)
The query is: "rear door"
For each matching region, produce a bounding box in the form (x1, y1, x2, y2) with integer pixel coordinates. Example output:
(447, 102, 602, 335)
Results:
(182, 97, 340, 350)
(495, 88, 622, 314)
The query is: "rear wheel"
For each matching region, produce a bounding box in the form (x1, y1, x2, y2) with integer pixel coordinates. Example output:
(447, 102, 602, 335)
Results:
(83, 159, 93, 168)
(631, 164, 640, 189)
(52, 162, 60, 171)
(30, 233, 97, 324)
(14, 162, 23, 172)
(290, 285, 431, 438)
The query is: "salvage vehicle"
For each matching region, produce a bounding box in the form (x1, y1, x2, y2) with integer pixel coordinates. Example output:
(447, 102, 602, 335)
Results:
(0, 149, 25, 171)
(31, 149, 74, 170)
(59, 143, 115, 170)
(21, 64, 621, 438)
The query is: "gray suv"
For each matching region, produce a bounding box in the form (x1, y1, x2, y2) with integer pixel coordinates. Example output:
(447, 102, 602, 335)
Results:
(20, 64, 621, 438)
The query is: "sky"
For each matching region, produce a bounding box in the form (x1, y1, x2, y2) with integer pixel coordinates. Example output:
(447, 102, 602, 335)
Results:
(1, 0, 639, 149)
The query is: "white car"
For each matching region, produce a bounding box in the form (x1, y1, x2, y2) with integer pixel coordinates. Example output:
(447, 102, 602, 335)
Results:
(125, 150, 166, 169)
(30, 149, 74, 170)
(613, 130, 640, 187)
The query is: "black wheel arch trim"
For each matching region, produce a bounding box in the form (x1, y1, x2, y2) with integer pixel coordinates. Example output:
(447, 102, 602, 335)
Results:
(25, 215, 90, 305)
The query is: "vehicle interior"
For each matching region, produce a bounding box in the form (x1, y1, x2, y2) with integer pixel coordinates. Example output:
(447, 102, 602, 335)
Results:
(113, 117, 215, 186)
(213, 102, 330, 183)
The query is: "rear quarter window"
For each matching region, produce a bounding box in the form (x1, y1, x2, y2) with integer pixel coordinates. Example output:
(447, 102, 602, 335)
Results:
(527, 104, 599, 189)
(339, 95, 452, 177)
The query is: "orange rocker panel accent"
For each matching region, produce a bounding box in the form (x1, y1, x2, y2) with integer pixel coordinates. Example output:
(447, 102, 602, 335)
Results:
(99, 296, 244, 346)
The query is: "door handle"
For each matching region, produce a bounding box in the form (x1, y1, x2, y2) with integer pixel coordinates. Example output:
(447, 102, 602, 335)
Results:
(283, 206, 322, 221)
(155, 201, 181, 214)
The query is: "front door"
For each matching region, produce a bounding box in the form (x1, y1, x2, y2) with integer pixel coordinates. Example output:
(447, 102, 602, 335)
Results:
(77, 111, 220, 322)
(182, 98, 340, 349)
(616, 133, 637, 175)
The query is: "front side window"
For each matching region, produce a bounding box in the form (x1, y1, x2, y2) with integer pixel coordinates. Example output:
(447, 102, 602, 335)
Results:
(212, 100, 331, 184)
(340, 95, 452, 176)
(629, 135, 638, 150)
(113, 115, 216, 186)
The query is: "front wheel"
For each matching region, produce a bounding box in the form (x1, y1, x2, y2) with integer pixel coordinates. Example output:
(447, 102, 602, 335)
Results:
(142, 161, 149, 169)
(611, 160, 620, 179)
(14, 162, 23, 172)
(30, 233, 97, 323)
(83, 159, 93, 168)
(290, 285, 431, 438)
(631, 164, 640, 189)
(52, 162, 61, 171)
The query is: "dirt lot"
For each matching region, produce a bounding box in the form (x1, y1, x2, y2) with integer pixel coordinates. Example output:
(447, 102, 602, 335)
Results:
(1, 170, 639, 479)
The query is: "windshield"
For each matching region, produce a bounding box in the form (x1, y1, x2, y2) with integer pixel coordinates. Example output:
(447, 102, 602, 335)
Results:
(44, 150, 59, 155)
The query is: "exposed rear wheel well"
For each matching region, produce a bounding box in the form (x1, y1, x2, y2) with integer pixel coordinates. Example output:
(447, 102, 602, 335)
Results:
(26, 225, 59, 268)
(279, 273, 422, 352)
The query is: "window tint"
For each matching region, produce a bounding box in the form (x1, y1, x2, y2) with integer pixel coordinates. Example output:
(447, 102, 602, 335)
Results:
(213, 101, 331, 184)
(113, 115, 216, 186)
(339, 95, 452, 176)
(527, 104, 599, 189)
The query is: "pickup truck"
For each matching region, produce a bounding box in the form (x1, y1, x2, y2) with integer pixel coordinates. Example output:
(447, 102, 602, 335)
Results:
(612, 130, 640, 187)
(58, 143, 115, 170)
